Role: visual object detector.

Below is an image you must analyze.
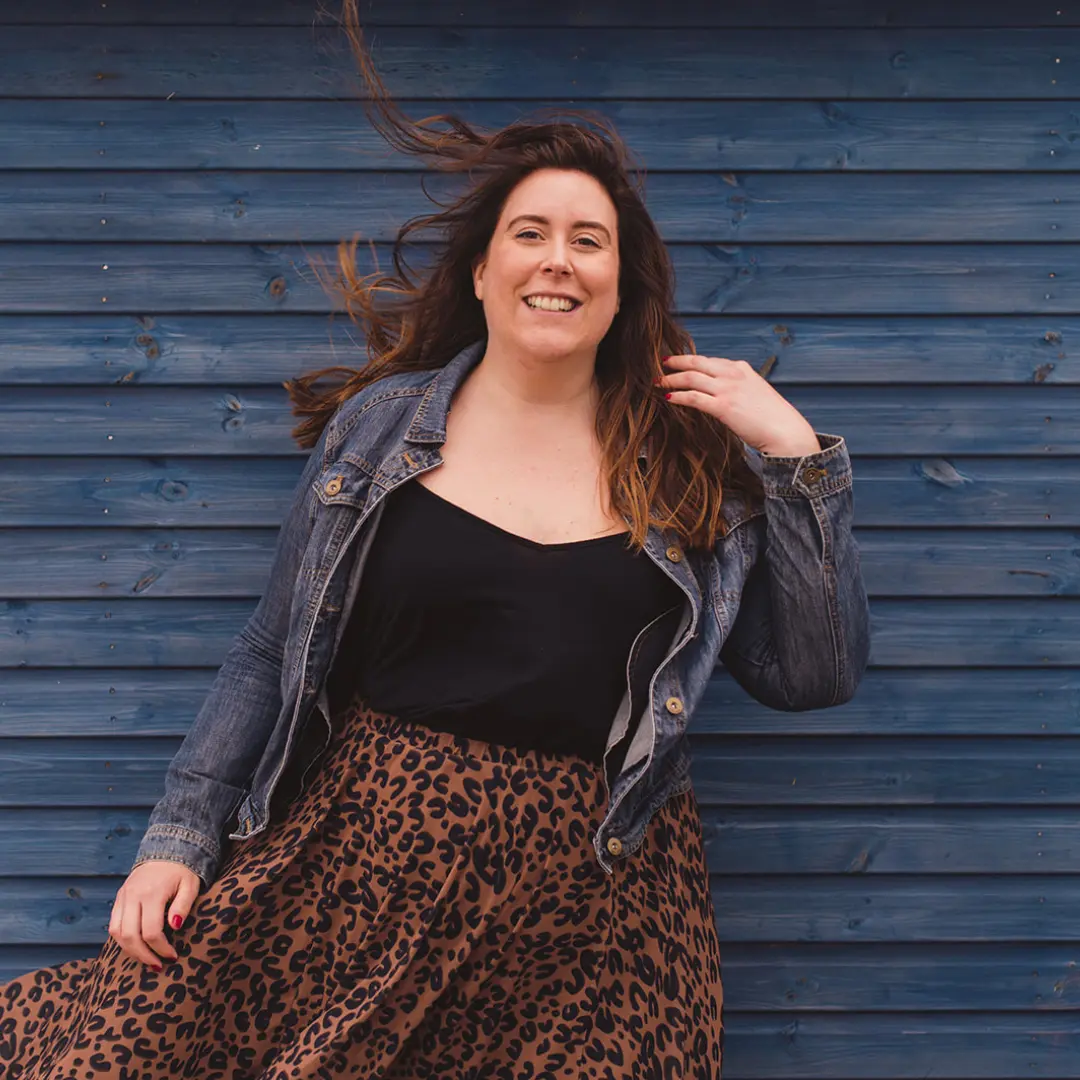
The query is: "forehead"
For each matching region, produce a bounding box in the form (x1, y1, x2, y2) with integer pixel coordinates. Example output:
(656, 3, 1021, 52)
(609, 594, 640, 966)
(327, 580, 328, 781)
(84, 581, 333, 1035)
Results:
(500, 169, 617, 226)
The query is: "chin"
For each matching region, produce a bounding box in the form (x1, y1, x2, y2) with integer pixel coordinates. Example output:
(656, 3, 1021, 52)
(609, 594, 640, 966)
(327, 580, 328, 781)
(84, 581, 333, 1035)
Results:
(514, 329, 597, 360)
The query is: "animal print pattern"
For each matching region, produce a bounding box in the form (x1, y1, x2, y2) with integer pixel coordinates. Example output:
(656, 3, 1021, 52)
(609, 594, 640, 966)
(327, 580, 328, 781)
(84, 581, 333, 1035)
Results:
(1, 699, 724, 1078)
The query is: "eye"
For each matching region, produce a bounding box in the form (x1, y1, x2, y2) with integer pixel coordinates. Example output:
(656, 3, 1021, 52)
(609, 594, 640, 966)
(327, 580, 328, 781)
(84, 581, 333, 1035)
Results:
(516, 228, 542, 240)
(575, 235, 601, 248)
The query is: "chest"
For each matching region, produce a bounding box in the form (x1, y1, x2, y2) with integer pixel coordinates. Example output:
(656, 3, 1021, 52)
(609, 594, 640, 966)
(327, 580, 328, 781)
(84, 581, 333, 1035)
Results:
(417, 405, 627, 545)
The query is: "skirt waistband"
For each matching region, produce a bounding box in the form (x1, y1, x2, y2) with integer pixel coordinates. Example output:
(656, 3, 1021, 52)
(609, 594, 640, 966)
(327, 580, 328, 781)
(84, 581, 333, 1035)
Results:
(334, 694, 607, 778)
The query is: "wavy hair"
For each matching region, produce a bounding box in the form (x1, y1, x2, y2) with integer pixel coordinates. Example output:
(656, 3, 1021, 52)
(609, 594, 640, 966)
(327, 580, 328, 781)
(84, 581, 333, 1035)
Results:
(284, 0, 764, 549)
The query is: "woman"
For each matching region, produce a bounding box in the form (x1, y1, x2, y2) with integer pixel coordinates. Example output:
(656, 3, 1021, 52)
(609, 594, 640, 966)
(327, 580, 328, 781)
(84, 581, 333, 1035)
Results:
(0, 7, 870, 1078)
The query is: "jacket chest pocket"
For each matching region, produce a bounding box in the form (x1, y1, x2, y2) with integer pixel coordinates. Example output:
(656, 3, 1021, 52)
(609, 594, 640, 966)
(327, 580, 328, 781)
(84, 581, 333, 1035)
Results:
(314, 457, 375, 512)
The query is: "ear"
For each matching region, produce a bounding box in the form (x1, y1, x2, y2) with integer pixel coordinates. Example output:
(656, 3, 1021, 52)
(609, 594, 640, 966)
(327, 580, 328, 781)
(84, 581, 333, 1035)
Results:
(472, 254, 487, 302)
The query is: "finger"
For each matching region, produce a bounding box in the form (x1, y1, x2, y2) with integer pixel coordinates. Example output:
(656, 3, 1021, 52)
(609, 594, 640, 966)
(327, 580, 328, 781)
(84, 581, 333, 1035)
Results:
(659, 368, 719, 396)
(167, 875, 200, 935)
(120, 898, 164, 969)
(662, 354, 732, 377)
(663, 388, 717, 412)
(108, 889, 125, 940)
(142, 893, 180, 964)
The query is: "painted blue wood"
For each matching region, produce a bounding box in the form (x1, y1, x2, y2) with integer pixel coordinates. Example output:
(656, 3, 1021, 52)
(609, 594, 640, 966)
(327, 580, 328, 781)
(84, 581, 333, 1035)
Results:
(5, 99, 1080, 172)
(1, 314, 1076, 386)
(3, 28, 1080, 100)
(5, 805, 1080, 875)
(5, 243, 1080, 314)
(2, 456, 1078, 527)
(2, 527, 1077, 598)
(4, 0, 1077, 27)
(4, 172, 1080, 242)
(1, 5, 1077, 1072)
(7, 598, 1080, 668)
(3, 668, 1078, 738)
(0, 385, 1076, 455)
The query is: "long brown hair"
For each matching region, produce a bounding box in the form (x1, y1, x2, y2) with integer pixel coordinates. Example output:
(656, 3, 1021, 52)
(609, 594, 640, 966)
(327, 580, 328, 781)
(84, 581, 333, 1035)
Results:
(285, 0, 764, 550)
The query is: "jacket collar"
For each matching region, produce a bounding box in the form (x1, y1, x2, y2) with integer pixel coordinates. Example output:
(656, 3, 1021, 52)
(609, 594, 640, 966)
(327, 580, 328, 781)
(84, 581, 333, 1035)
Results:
(405, 340, 486, 445)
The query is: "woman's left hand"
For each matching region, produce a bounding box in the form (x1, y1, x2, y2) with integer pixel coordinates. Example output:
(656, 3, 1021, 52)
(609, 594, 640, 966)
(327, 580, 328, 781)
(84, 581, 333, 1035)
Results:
(658, 354, 821, 458)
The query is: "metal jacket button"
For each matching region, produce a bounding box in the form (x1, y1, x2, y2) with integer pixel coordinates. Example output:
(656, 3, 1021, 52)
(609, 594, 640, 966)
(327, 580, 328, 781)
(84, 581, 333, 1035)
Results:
(324, 476, 343, 496)
(802, 466, 826, 485)
(665, 696, 684, 715)
(665, 546, 682, 563)
(606, 837, 624, 857)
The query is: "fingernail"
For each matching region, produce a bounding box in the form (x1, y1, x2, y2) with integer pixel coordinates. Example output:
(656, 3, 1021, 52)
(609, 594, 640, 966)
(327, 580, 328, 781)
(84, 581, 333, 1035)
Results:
(151, 965, 162, 973)
(171, 915, 182, 929)
(665, 393, 672, 400)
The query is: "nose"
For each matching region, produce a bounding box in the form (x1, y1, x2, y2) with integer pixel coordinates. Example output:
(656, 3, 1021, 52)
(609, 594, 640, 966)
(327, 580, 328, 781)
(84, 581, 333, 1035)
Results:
(541, 238, 573, 276)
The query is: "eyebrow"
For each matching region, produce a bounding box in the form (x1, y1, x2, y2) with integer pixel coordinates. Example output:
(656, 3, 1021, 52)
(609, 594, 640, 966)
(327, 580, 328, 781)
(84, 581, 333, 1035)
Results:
(507, 214, 612, 240)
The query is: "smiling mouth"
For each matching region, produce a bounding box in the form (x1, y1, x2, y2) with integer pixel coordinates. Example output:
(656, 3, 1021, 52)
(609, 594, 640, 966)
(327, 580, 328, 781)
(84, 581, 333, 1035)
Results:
(523, 295, 582, 312)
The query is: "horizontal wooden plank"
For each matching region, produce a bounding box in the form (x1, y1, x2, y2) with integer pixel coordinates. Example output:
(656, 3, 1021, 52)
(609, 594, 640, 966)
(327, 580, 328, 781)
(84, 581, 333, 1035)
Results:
(724, 1012, 1080, 1078)
(4, 805, 1080, 876)
(6, 172, 1080, 244)
(0, 529, 278, 598)
(713, 877, 1080, 943)
(5, 598, 1080, 668)
(4, 731, 1080, 803)
(1, 528, 1078, 599)
(696, 669, 1080, 736)
(1, 315, 1076, 386)
(0, 670, 215, 736)
(3, 27, 1080, 100)
(3, 0, 1077, 27)
(1, 456, 1078, 528)
(4, 875, 1080, 946)
(7, 243, 1080, 315)
(0, 387, 299, 456)
(720, 943, 1080, 1012)
(1, 385, 1077, 456)
(5, 99, 1080, 172)
(4, 668, 1078, 738)
(0, 599, 255, 667)
(691, 737, 1080, 805)
(701, 808, 1080, 874)
(0, 457, 307, 527)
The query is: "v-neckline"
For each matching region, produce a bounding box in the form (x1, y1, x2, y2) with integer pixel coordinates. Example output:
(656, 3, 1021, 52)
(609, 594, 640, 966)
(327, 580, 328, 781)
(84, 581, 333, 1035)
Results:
(409, 480, 631, 552)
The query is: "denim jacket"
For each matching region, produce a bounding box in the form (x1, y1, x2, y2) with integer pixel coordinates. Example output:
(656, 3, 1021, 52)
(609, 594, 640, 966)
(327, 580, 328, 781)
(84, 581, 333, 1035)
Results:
(131, 340, 871, 887)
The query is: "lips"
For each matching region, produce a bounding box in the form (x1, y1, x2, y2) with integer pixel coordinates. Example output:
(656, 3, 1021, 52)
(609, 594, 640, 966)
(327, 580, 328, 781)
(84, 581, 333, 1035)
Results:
(522, 294, 582, 312)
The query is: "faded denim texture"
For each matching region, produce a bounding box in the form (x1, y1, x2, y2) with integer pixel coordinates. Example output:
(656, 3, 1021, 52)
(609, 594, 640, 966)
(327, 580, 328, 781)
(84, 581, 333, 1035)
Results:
(131, 341, 871, 886)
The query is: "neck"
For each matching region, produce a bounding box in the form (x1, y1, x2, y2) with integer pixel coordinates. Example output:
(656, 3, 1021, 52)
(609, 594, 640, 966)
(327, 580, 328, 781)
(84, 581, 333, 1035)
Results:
(467, 340, 598, 415)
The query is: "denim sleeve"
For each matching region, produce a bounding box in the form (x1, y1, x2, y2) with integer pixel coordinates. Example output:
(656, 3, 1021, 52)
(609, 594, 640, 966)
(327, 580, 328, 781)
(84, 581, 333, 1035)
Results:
(718, 432, 871, 711)
(130, 421, 332, 887)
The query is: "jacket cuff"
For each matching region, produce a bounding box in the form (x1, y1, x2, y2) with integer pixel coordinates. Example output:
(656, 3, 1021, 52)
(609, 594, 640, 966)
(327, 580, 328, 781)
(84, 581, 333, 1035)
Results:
(130, 823, 219, 890)
(756, 432, 852, 498)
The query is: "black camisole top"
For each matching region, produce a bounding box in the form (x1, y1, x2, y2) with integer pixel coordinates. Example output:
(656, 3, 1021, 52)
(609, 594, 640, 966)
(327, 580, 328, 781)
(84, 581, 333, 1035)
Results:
(324, 479, 685, 766)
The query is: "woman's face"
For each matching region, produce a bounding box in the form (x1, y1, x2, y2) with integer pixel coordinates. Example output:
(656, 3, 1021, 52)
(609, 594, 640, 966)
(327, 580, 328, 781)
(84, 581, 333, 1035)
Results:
(472, 168, 621, 364)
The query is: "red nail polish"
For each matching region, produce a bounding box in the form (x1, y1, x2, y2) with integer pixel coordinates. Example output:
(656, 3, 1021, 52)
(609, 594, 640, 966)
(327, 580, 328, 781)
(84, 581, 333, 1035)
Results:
(151, 965, 162, 973)
(665, 393, 672, 400)
(171, 915, 182, 929)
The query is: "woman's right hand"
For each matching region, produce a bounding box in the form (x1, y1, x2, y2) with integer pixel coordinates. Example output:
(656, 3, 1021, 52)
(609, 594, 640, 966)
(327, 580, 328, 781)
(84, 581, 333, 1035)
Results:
(108, 860, 202, 970)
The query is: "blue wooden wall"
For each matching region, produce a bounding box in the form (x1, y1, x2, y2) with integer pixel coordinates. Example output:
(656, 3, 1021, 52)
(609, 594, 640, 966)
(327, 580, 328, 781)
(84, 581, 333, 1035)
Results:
(2, 0, 1080, 1074)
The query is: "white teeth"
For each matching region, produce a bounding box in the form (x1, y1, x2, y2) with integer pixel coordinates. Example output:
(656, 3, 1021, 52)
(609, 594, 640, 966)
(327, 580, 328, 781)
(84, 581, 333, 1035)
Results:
(525, 295, 576, 312)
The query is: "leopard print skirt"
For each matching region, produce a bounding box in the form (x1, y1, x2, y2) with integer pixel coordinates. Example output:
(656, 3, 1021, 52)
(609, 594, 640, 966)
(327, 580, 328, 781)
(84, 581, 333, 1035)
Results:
(1, 698, 724, 1079)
